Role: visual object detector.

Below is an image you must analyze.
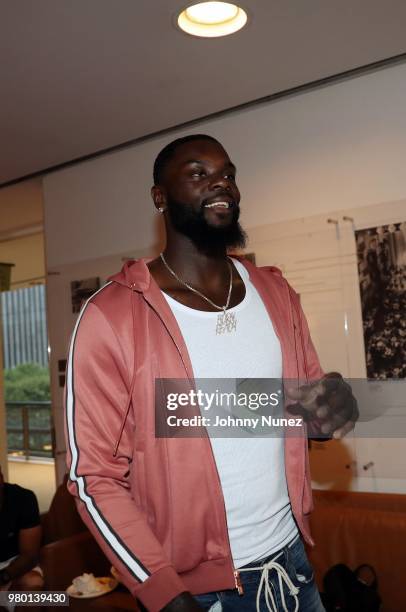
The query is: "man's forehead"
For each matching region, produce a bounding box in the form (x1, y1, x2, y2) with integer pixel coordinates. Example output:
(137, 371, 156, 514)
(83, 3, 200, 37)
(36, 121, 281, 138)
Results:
(172, 139, 232, 166)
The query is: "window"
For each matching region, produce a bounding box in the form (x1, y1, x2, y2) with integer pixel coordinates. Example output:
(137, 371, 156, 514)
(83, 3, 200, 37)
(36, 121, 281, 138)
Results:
(6, 401, 53, 458)
(2, 284, 53, 460)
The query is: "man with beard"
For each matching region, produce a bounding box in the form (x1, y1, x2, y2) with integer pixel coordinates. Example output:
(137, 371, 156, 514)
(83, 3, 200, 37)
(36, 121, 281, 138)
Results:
(65, 135, 357, 611)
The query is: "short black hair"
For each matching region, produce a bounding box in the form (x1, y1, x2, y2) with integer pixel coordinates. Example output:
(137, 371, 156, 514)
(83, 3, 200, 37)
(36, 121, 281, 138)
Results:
(153, 134, 222, 185)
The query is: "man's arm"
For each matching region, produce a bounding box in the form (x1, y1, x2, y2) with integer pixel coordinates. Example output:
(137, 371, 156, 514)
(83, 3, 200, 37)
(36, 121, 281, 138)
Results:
(2, 525, 42, 583)
(0, 487, 42, 590)
(65, 300, 199, 612)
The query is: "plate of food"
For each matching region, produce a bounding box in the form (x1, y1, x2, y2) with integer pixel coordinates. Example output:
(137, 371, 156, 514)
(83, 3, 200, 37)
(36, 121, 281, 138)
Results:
(67, 573, 118, 598)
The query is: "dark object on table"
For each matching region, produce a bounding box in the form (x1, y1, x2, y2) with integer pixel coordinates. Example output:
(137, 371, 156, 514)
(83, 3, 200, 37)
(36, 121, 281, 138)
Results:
(322, 563, 381, 611)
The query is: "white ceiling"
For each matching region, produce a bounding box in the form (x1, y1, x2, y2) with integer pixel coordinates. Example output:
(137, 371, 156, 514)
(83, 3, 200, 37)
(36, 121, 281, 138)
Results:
(1, 0, 406, 186)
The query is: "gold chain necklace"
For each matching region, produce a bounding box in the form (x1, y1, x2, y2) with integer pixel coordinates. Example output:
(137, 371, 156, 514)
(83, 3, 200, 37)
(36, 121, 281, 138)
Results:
(160, 253, 237, 334)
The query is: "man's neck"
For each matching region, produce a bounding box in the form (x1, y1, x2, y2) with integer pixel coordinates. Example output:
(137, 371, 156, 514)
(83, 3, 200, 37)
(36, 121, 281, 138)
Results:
(164, 234, 230, 291)
(163, 240, 229, 288)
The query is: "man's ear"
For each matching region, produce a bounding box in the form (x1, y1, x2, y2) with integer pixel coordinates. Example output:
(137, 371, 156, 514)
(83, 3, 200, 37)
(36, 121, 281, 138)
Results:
(151, 185, 167, 212)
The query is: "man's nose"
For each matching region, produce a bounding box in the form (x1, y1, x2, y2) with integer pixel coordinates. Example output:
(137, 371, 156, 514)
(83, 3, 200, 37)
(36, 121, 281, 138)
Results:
(211, 173, 232, 190)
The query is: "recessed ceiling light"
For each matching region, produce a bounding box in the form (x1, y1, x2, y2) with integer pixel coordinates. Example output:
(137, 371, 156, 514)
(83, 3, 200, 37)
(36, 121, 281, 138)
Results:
(177, 2, 248, 38)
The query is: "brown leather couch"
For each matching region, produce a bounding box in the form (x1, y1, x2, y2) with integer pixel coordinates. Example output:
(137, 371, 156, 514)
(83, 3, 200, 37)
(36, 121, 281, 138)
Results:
(308, 489, 406, 612)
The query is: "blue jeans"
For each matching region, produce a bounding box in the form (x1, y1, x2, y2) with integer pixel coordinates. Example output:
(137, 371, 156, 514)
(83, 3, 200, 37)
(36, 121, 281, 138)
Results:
(195, 537, 325, 611)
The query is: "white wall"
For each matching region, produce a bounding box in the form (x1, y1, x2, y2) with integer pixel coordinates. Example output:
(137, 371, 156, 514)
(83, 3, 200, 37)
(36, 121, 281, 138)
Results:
(0, 179, 44, 238)
(43, 62, 406, 268)
(248, 199, 406, 494)
(43, 62, 406, 490)
(0, 233, 45, 288)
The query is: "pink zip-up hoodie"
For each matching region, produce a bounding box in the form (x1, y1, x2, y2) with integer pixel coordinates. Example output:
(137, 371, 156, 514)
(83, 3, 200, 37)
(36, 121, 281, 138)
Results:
(65, 258, 323, 611)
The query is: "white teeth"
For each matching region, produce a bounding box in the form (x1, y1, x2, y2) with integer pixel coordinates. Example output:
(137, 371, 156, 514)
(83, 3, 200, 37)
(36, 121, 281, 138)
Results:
(205, 201, 230, 208)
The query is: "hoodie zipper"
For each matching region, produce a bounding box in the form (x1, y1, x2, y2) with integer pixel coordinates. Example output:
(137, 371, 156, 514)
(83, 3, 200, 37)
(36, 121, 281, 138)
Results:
(141, 290, 244, 594)
(234, 570, 244, 595)
(204, 432, 244, 595)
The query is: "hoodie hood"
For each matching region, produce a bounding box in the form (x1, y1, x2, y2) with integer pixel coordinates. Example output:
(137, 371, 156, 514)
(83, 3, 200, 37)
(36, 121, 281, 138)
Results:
(108, 258, 153, 292)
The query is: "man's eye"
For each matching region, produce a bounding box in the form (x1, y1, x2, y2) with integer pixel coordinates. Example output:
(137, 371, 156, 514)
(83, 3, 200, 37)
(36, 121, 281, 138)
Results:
(191, 171, 205, 177)
(225, 174, 236, 181)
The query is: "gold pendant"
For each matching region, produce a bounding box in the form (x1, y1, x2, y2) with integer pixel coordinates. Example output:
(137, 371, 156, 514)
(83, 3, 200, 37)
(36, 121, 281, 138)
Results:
(216, 310, 237, 334)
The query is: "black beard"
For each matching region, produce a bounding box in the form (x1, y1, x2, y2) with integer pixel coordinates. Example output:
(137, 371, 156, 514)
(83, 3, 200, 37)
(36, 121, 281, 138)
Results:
(165, 197, 247, 252)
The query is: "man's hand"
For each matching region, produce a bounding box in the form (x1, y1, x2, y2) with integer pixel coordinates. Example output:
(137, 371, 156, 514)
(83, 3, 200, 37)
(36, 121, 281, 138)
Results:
(286, 373, 359, 439)
(161, 592, 204, 612)
(1, 524, 42, 590)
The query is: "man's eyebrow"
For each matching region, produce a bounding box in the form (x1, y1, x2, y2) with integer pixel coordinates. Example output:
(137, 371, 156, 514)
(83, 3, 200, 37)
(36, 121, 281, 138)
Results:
(183, 159, 237, 171)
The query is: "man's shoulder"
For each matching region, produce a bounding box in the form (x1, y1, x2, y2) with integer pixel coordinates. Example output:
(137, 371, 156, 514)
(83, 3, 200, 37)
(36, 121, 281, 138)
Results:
(79, 278, 131, 322)
(88, 258, 150, 309)
(4, 483, 40, 530)
(237, 257, 291, 289)
(236, 258, 302, 312)
(256, 264, 284, 278)
(233, 255, 283, 276)
(5, 482, 37, 503)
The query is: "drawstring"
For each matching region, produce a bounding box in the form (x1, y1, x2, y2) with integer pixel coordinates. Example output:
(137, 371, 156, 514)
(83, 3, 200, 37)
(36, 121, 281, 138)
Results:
(239, 550, 299, 612)
(113, 289, 137, 457)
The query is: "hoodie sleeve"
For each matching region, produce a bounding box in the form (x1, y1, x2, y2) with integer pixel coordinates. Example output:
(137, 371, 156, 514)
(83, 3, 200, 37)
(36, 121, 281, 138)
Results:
(64, 300, 187, 611)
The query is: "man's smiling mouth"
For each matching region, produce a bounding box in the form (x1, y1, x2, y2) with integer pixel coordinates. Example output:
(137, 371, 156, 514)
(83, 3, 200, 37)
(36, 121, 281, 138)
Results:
(204, 201, 231, 209)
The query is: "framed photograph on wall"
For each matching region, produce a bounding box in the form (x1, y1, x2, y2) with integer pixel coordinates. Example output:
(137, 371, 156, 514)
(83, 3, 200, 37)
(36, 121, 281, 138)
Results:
(356, 222, 405, 378)
(70, 277, 100, 314)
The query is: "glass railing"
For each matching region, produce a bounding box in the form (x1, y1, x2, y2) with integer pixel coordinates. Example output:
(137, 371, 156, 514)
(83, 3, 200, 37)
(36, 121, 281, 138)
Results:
(6, 401, 54, 458)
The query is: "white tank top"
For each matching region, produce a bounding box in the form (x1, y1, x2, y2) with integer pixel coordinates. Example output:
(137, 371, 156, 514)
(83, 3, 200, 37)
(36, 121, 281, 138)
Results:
(162, 259, 298, 568)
